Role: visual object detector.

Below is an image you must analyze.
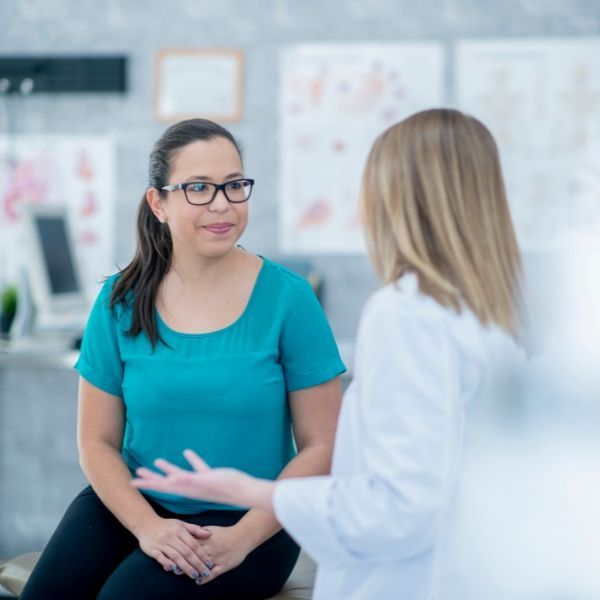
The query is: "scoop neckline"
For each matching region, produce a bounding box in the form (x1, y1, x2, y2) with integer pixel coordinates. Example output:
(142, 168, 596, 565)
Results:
(155, 256, 266, 338)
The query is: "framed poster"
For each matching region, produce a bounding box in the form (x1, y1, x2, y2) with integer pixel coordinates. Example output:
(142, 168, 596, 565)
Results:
(155, 49, 243, 123)
(456, 38, 600, 248)
(279, 43, 444, 254)
(0, 135, 115, 300)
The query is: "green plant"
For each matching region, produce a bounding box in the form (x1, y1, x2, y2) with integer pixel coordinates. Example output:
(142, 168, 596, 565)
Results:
(1, 285, 17, 320)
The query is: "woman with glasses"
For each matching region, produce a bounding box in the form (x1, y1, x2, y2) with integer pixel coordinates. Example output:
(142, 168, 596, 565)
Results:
(21, 119, 345, 600)
(132, 109, 526, 600)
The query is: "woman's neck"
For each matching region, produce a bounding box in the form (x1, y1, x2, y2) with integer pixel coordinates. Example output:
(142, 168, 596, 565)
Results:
(165, 247, 247, 292)
(156, 247, 263, 334)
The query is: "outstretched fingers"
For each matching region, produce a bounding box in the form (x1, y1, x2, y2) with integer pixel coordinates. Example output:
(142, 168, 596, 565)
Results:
(154, 458, 188, 475)
(131, 451, 213, 495)
(131, 472, 166, 490)
(183, 449, 211, 473)
(135, 466, 163, 480)
(131, 462, 184, 491)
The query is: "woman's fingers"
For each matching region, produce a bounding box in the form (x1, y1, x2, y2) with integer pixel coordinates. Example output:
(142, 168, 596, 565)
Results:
(131, 472, 171, 491)
(183, 449, 210, 473)
(134, 450, 210, 483)
(135, 466, 162, 480)
(196, 563, 223, 585)
(163, 546, 199, 580)
(154, 550, 206, 583)
(139, 518, 215, 583)
(164, 543, 212, 582)
(183, 521, 213, 540)
(153, 550, 179, 573)
(179, 529, 214, 570)
(154, 458, 187, 475)
(131, 451, 213, 495)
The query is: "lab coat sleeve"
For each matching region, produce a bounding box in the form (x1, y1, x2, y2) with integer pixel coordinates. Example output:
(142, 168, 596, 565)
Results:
(273, 301, 457, 566)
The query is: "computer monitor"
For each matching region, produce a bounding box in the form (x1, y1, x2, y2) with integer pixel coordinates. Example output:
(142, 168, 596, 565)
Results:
(20, 203, 88, 330)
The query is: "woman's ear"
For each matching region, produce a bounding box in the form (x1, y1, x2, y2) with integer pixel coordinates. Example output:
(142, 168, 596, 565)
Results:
(146, 188, 167, 223)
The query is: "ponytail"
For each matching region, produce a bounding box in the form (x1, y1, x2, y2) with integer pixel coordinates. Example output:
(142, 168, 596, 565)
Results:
(110, 195, 172, 346)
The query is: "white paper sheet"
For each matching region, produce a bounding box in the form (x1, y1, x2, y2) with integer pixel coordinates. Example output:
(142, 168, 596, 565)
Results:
(0, 135, 115, 300)
(456, 38, 600, 249)
(280, 43, 444, 254)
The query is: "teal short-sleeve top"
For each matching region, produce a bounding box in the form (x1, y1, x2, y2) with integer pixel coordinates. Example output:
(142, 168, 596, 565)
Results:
(74, 257, 346, 513)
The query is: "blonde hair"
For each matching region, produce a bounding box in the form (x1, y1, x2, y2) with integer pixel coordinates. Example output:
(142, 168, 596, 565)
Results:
(361, 108, 523, 339)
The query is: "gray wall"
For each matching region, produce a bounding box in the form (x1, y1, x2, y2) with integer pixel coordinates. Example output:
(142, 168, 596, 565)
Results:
(1, 0, 599, 340)
(1, 0, 599, 561)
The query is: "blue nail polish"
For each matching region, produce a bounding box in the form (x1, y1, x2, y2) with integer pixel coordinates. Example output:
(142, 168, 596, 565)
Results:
(191, 570, 200, 579)
(195, 577, 203, 585)
(202, 569, 210, 578)
(206, 560, 213, 569)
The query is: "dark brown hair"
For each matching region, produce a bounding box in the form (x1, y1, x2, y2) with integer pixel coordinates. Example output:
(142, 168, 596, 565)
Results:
(110, 119, 242, 345)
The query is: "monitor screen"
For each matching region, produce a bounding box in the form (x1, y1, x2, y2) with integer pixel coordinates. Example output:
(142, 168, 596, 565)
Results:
(20, 204, 87, 330)
(35, 215, 80, 295)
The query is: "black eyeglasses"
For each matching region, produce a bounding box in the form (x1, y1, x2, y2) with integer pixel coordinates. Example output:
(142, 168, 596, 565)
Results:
(161, 178, 255, 206)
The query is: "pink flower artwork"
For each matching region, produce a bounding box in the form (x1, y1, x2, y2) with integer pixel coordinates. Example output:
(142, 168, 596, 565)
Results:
(332, 140, 346, 153)
(81, 191, 97, 217)
(77, 230, 97, 244)
(76, 150, 94, 180)
(298, 199, 332, 228)
(336, 70, 386, 113)
(2, 158, 51, 221)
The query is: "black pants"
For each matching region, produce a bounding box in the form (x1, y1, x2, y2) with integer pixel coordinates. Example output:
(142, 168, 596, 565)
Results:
(20, 486, 300, 600)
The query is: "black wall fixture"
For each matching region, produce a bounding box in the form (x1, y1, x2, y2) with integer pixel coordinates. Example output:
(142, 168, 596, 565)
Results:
(0, 56, 127, 94)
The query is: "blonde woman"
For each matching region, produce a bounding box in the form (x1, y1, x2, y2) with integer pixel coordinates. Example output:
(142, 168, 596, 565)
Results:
(133, 108, 525, 600)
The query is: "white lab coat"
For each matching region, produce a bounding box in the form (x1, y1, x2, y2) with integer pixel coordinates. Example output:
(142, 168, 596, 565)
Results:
(274, 273, 509, 600)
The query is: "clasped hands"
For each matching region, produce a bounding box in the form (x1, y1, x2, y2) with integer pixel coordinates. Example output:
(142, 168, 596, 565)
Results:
(133, 450, 256, 585)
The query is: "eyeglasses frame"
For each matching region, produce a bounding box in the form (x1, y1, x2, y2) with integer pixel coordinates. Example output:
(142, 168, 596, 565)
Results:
(160, 178, 255, 206)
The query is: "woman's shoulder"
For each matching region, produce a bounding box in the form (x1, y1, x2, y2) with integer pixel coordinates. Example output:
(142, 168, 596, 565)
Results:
(361, 273, 494, 358)
(93, 272, 123, 301)
(90, 273, 132, 322)
(102, 272, 121, 290)
(363, 273, 450, 325)
(259, 256, 316, 297)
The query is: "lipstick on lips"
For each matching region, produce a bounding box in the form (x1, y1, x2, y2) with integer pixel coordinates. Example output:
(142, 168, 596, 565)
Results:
(203, 222, 234, 235)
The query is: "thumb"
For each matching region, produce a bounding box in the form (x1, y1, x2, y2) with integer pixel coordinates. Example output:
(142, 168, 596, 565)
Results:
(184, 522, 212, 539)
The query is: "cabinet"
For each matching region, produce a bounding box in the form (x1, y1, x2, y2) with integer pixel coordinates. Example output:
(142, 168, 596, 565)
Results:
(0, 350, 86, 557)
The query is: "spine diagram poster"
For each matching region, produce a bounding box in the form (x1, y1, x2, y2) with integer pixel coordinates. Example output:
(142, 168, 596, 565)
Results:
(0, 135, 115, 300)
(456, 38, 600, 248)
(280, 43, 444, 254)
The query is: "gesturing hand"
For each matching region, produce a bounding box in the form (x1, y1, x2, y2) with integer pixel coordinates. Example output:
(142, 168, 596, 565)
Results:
(136, 516, 214, 583)
(132, 449, 256, 507)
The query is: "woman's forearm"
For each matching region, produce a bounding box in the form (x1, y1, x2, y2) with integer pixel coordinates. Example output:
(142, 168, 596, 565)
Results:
(279, 442, 333, 482)
(230, 443, 333, 550)
(80, 441, 159, 537)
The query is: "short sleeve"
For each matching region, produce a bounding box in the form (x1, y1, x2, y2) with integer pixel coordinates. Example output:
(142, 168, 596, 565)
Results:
(279, 278, 346, 391)
(74, 276, 124, 397)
